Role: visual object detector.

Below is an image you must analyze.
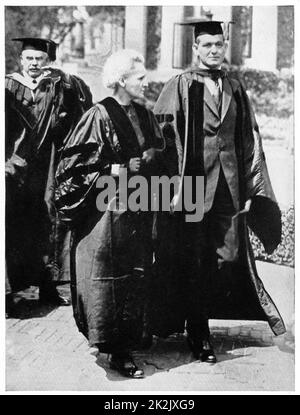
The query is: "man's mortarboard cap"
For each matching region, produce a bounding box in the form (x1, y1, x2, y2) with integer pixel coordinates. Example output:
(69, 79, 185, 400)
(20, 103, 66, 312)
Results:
(178, 19, 234, 40)
(12, 37, 58, 61)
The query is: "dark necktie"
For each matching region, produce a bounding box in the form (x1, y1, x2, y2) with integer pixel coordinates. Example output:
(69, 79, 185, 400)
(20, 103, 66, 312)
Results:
(212, 78, 222, 110)
(199, 69, 224, 113)
(197, 68, 225, 81)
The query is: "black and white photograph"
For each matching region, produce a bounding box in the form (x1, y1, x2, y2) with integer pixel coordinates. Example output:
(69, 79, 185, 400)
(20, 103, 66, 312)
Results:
(3, 1, 297, 394)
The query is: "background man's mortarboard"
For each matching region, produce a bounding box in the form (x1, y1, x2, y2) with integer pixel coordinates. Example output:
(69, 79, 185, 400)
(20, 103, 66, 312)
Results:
(12, 37, 58, 61)
(179, 19, 234, 40)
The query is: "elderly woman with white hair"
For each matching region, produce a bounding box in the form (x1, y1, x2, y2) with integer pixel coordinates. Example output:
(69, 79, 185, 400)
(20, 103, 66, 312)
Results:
(55, 49, 167, 378)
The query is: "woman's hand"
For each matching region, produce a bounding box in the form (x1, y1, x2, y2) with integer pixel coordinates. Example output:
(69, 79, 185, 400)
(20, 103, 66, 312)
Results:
(142, 148, 156, 164)
(128, 157, 142, 173)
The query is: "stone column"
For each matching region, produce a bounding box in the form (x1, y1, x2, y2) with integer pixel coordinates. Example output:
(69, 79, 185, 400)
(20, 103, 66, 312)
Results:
(72, 21, 85, 58)
(158, 5, 185, 70)
(244, 6, 278, 71)
(231, 6, 243, 66)
(124, 6, 147, 56)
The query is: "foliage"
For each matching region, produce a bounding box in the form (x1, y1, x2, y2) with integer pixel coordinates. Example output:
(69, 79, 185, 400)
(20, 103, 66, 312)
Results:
(250, 206, 294, 267)
(85, 6, 125, 26)
(85, 6, 125, 55)
(5, 6, 76, 73)
(228, 66, 283, 93)
(5, 5, 126, 73)
(227, 66, 294, 118)
(255, 114, 293, 144)
(251, 90, 293, 119)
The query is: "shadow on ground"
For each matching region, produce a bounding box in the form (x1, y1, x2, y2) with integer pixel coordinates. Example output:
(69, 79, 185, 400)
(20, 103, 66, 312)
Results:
(6, 284, 71, 319)
(95, 334, 279, 381)
(6, 298, 58, 319)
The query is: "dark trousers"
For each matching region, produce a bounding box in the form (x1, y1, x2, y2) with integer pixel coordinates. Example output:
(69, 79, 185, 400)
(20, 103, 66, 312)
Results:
(183, 167, 239, 340)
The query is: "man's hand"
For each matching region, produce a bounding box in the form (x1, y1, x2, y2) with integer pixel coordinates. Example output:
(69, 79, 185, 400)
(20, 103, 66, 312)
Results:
(239, 198, 252, 214)
(41, 65, 63, 74)
(41, 66, 67, 79)
(128, 157, 142, 173)
(142, 148, 156, 164)
(170, 193, 181, 214)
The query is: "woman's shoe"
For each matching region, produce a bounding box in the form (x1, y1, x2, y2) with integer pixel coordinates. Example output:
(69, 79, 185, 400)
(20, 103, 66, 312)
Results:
(109, 354, 145, 379)
(140, 330, 153, 349)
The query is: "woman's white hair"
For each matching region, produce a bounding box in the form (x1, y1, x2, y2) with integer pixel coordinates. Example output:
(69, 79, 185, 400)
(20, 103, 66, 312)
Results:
(102, 49, 145, 90)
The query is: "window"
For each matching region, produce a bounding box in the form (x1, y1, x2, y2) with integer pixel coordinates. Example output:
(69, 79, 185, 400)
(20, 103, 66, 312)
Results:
(172, 23, 194, 69)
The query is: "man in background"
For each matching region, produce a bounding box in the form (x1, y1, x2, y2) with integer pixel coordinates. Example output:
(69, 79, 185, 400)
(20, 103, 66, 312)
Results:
(5, 37, 93, 314)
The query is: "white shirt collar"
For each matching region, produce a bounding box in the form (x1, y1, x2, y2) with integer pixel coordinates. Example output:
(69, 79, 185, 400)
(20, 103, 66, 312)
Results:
(22, 71, 45, 86)
(198, 64, 223, 92)
(198, 63, 222, 70)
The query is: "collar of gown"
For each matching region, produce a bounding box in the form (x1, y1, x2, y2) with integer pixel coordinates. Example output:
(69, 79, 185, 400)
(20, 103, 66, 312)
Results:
(8, 70, 51, 90)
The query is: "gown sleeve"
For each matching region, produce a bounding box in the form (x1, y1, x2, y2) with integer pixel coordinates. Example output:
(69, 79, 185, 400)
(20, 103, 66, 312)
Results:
(55, 105, 113, 222)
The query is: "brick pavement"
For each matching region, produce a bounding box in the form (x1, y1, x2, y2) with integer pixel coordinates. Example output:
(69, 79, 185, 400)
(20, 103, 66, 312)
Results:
(6, 263, 294, 392)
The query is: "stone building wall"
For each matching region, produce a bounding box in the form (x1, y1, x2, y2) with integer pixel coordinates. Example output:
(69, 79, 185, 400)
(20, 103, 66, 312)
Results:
(277, 5, 294, 69)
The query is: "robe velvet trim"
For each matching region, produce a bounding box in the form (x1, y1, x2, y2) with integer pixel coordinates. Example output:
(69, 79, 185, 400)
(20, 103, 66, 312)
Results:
(101, 97, 144, 160)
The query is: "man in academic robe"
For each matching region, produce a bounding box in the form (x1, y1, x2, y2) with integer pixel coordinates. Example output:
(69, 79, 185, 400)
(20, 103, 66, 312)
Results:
(152, 20, 286, 363)
(5, 37, 93, 310)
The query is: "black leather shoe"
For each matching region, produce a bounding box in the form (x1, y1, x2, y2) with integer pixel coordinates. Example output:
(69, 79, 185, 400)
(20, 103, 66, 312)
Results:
(187, 337, 217, 363)
(54, 294, 71, 306)
(199, 340, 217, 364)
(109, 354, 144, 379)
